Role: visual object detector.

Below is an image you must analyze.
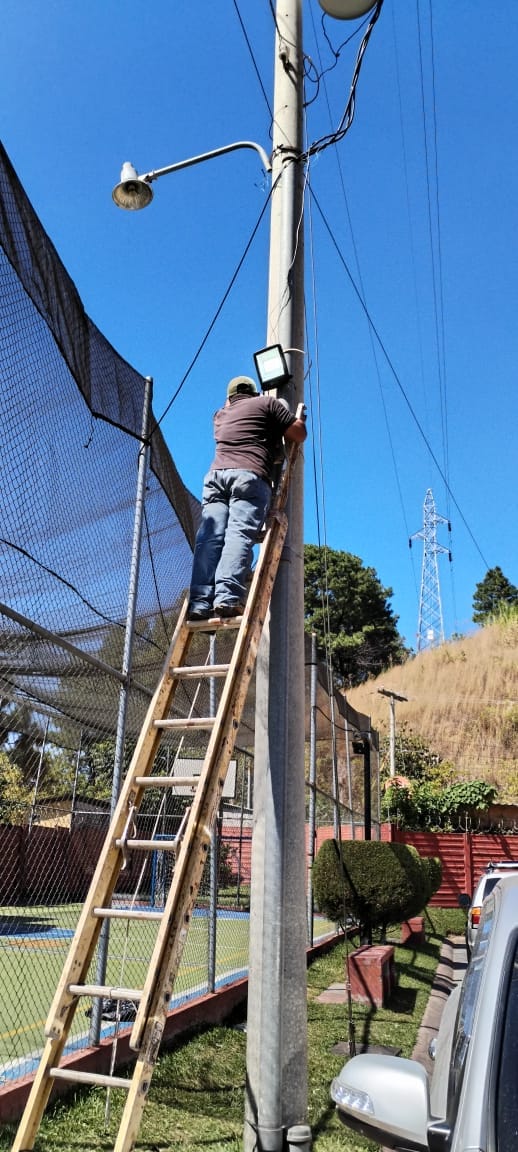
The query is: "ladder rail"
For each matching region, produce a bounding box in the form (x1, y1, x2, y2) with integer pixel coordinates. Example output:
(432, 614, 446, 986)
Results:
(129, 504, 288, 1051)
(11, 612, 197, 1152)
(111, 505, 290, 1151)
(41, 609, 197, 1041)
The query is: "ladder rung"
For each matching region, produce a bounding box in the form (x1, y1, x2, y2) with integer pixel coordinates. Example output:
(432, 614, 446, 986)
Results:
(67, 984, 143, 1001)
(154, 717, 216, 730)
(93, 907, 163, 922)
(134, 775, 200, 789)
(115, 838, 178, 852)
(50, 1068, 130, 1090)
(170, 663, 230, 679)
(186, 616, 241, 630)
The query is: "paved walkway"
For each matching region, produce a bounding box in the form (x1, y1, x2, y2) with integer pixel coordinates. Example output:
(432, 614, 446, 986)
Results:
(412, 934, 467, 1074)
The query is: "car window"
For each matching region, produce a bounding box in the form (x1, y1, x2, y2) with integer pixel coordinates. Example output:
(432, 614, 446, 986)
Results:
(451, 898, 494, 1100)
(496, 939, 518, 1151)
(481, 876, 500, 899)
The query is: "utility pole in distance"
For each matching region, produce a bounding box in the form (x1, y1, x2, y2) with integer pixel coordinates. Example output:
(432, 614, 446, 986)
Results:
(377, 687, 408, 777)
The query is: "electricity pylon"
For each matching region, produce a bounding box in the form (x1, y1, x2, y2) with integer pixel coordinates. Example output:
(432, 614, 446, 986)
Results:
(409, 489, 451, 651)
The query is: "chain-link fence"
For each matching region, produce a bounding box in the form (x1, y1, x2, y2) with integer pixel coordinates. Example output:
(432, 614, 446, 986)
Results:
(0, 141, 378, 1095)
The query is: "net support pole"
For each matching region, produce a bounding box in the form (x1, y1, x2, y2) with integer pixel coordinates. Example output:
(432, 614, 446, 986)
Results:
(88, 374, 152, 1047)
(306, 634, 318, 944)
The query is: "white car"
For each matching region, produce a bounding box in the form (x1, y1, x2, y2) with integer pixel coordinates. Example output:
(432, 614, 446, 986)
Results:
(464, 859, 518, 957)
(330, 874, 518, 1151)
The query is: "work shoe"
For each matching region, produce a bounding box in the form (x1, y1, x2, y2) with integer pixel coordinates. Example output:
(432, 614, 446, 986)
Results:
(187, 606, 212, 621)
(214, 603, 245, 618)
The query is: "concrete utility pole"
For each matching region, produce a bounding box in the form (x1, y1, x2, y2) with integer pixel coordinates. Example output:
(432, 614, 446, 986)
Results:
(245, 3, 307, 1148)
(246, 3, 379, 1150)
(377, 687, 408, 777)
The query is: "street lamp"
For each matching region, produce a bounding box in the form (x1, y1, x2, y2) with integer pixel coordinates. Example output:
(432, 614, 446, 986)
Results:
(112, 140, 272, 211)
(318, 0, 376, 17)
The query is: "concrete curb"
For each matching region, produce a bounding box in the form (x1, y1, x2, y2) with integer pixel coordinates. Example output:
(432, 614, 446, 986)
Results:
(412, 934, 467, 1075)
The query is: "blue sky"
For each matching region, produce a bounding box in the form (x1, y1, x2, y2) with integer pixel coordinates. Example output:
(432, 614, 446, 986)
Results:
(2, 1, 517, 651)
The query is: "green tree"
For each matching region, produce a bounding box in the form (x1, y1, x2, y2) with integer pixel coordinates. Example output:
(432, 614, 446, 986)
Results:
(472, 566, 518, 624)
(304, 545, 408, 686)
(0, 752, 31, 824)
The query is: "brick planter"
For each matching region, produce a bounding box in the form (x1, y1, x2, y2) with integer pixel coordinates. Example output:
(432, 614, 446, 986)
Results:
(348, 944, 396, 1008)
(401, 916, 426, 946)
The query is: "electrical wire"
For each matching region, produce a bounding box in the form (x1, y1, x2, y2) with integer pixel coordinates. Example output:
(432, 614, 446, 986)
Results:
(151, 177, 276, 433)
(303, 1, 384, 162)
(308, 186, 490, 571)
(232, 0, 273, 120)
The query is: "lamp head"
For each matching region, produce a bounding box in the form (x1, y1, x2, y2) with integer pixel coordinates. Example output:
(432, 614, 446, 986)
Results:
(253, 344, 291, 391)
(112, 162, 154, 210)
(318, 0, 375, 17)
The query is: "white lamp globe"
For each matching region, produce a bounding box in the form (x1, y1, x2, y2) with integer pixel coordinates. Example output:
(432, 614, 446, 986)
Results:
(318, 0, 375, 18)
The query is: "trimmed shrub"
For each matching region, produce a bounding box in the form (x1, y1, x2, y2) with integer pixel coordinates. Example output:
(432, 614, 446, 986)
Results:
(422, 854, 442, 899)
(312, 839, 434, 937)
(312, 839, 351, 926)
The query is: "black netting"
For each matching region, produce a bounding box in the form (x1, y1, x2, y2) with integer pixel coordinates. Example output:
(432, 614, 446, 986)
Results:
(0, 140, 201, 752)
(0, 140, 379, 1093)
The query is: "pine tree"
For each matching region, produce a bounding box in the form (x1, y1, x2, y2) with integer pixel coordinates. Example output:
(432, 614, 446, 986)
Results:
(472, 566, 518, 624)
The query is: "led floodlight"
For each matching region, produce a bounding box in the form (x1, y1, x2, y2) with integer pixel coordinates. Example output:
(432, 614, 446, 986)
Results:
(253, 344, 291, 391)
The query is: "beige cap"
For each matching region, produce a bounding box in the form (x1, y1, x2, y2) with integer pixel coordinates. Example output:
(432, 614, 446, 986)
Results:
(227, 376, 258, 398)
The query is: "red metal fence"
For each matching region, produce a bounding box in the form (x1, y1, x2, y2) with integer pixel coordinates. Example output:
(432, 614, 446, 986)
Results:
(392, 828, 518, 906)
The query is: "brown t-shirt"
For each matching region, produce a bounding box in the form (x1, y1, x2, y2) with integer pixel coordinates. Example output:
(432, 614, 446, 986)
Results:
(210, 394, 296, 482)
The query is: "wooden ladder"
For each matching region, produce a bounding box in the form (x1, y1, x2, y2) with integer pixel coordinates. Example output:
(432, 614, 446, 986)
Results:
(12, 446, 298, 1152)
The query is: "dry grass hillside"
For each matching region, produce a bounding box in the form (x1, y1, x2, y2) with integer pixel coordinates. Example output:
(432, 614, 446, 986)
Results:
(346, 616, 518, 801)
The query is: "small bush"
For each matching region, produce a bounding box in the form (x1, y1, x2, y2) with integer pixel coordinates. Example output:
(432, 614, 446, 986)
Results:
(312, 839, 434, 938)
(422, 854, 442, 899)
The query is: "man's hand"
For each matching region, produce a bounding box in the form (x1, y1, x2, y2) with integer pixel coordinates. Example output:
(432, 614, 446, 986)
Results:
(286, 404, 307, 444)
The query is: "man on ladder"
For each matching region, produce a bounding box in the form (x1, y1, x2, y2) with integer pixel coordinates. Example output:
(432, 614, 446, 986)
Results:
(187, 373, 307, 620)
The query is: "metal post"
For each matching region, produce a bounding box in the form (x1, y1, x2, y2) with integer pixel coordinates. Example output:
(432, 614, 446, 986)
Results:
(245, 1, 307, 1148)
(208, 636, 218, 992)
(344, 717, 355, 840)
(363, 738, 372, 842)
(70, 730, 83, 833)
(377, 687, 408, 777)
(89, 374, 152, 1047)
(28, 717, 50, 833)
(307, 634, 318, 944)
(389, 696, 396, 777)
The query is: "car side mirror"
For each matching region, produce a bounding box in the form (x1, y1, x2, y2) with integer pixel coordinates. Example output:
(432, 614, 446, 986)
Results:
(331, 1053, 429, 1151)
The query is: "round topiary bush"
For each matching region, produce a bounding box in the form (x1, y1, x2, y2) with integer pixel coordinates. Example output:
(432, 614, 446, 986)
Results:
(312, 838, 435, 938)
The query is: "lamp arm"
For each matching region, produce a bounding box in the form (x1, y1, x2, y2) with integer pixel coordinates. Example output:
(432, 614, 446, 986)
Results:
(141, 140, 272, 184)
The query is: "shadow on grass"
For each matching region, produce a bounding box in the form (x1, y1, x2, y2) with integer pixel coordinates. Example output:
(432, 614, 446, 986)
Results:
(0, 914, 57, 935)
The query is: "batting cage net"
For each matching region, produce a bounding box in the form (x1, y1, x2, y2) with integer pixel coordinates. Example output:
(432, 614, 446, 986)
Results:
(0, 141, 377, 1096)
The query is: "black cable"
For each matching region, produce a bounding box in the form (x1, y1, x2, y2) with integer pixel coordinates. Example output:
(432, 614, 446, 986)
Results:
(304, 1, 384, 161)
(308, 187, 491, 571)
(151, 178, 276, 433)
(232, 0, 273, 120)
(142, 503, 174, 655)
(0, 537, 164, 649)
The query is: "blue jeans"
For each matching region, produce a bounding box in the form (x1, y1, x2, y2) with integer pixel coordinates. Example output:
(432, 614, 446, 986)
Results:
(188, 469, 272, 612)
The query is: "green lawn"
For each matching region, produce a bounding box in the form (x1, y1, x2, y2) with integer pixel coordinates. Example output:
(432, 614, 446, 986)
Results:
(0, 908, 466, 1152)
(0, 903, 335, 1077)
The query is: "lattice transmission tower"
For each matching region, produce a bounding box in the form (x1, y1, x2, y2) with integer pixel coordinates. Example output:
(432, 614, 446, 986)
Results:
(409, 488, 451, 651)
